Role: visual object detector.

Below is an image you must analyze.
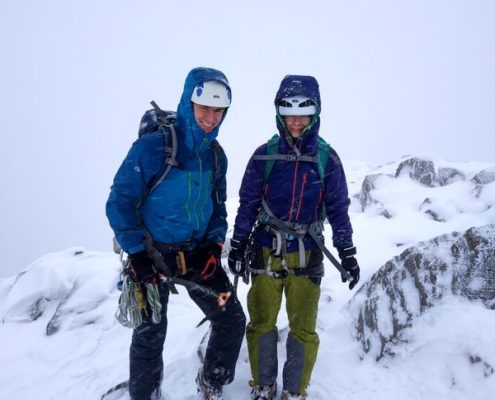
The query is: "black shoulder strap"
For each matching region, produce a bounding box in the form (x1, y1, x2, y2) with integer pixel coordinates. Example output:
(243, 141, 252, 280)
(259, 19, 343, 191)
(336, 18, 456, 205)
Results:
(210, 139, 225, 204)
(136, 102, 178, 212)
(211, 139, 223, 184)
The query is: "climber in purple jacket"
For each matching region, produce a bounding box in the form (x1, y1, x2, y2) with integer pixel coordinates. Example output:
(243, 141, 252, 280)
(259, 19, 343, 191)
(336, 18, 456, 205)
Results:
(228, 75, 360, 400)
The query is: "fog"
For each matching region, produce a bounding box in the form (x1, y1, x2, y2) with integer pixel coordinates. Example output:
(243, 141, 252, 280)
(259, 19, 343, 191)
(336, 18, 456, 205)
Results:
(1, 0, 494, 276)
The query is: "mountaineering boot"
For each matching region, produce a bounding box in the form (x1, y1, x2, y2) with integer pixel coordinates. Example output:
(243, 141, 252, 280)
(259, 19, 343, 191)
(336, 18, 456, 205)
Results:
(249, 380, 277, 400)
(196, 369, 223, 400)
(281, 389, 308, 400)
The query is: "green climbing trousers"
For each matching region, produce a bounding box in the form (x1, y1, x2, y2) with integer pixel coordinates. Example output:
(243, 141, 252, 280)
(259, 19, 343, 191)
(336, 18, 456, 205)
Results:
(246, 246, 323, 394)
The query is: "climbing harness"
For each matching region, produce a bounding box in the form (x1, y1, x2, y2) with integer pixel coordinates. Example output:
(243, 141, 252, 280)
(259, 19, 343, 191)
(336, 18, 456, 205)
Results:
(252, 198, 352, 282)
(247, 132, 352, 279)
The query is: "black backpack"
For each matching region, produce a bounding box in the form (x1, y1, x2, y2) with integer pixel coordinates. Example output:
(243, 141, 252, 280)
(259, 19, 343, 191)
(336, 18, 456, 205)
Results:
(113, 102, 226, 294)
(136, 101, 224, 208)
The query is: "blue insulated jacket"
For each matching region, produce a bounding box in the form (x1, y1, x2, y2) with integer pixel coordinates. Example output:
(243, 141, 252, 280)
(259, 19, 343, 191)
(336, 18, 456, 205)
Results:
(233, 75, 353, 251)
(106, 67, 230, 255)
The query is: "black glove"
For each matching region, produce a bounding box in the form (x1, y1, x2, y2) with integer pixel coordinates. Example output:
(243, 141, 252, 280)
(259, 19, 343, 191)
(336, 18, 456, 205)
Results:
(129, 250, 156, 283)
(228, 238, 248, 276)
(195, 243, 223, 280)
(337, 246, 360, 290)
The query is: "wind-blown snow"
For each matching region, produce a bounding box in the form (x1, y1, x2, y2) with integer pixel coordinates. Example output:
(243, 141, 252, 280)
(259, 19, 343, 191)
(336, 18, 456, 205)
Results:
(1, 156, 494, 400)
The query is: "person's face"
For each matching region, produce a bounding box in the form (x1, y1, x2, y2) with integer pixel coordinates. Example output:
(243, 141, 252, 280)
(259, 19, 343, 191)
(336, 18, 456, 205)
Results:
(192, 103, 226, 133)
(284, 115, 311, 138)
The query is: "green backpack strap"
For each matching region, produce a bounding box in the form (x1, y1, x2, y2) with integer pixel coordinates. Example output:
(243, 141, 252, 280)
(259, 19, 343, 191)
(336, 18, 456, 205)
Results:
(316, 136, 331, 186)
(264, 134, 280, 183)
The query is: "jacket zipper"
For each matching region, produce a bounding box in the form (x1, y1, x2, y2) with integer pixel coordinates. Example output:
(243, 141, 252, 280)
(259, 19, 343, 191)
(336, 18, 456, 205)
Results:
(193, 144, 205, 230)
(315, 186, 323, 221)
(295, 172, 308, 221)
(288, 161, 299, 222)
(185, 172, 192, 222)
(200, 171, 213, 219)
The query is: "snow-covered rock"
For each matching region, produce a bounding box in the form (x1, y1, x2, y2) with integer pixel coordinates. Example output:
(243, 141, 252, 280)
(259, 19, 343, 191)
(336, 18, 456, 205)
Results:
(471, 167, 495, 186)
(395, 157, 438, 187)
(358, 173, 395, 218)
(350, 224, 495, 361)
(437, 166, 465, 186)
(1, 248, 120, 335)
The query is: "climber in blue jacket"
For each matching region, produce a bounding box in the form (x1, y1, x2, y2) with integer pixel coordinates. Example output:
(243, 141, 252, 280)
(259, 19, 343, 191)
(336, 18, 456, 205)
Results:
(106, 67, 246, 400)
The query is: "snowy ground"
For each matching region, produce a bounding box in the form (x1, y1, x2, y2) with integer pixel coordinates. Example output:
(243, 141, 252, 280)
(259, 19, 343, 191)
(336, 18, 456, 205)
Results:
(1, 156, 494, 400)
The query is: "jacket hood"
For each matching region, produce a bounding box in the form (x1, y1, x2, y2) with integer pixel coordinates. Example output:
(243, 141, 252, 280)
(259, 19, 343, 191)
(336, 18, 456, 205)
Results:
(274, 75, 321, 107)
(176, 67, 231, 150)
(274, 74, 321, 153)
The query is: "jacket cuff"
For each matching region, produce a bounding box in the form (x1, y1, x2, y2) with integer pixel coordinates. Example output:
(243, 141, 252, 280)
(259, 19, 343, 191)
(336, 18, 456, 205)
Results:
(128, 243, 146, 255)
(232, 229, 251, 243)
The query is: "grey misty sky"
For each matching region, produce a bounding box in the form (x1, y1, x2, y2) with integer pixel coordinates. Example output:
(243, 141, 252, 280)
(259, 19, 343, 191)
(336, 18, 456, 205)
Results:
(0, 0, 494, 276)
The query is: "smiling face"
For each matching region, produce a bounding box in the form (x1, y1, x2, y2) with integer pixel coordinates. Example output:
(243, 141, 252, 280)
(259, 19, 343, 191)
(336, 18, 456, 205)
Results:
(284, 115, 312, 138)
(192, 103, 226, 133)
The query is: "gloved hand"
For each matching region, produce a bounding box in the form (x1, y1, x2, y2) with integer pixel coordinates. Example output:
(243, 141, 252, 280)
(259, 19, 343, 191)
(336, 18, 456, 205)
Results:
(337, 246, 360, 290)
(196, 243, 223, 280)
(228, 238, 248, 276)
(129, 250, 157, 283)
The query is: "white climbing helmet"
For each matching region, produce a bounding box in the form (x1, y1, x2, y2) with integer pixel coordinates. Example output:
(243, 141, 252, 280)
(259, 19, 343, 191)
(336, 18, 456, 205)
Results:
(191, 80, 231, 108)
(278, 95, 316, 116)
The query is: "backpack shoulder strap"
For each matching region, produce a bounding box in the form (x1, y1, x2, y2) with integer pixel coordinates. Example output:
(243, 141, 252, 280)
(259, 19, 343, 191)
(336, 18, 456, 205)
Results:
(264, 134, 280, 182)
(316, 136, 331, 185)
(147, 102, 179, 193)
(137, 102, 179, 202)
(135, 126, 175, 214)
(210, 139, 224, 185)
(248, 134, 280, 182)
(148, 125, 177, 193)
(210, 139, 224, 204)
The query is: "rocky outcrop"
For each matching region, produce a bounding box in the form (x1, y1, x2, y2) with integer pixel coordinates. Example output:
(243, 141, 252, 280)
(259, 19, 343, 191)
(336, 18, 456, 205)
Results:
(437, 167, 465, 186)
(350, 225, 495, 360)
(419, 198, 446, 222)
(395, 157, 438, 186)
(359, 174, 382, 210)
(358, 157, 492, 218)
(472, 167, 495, 198)
(471, 168, 495, 186)
(358, 173, 393, 217)
(394, 157, 467, 187)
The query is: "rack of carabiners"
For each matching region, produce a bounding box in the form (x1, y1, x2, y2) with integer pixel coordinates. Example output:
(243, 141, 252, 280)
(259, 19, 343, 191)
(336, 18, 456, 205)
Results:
(114, 250, 232, 329)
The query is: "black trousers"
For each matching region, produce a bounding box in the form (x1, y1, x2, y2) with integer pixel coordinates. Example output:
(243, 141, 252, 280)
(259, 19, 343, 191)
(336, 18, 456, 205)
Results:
(129, 263, 246, 400)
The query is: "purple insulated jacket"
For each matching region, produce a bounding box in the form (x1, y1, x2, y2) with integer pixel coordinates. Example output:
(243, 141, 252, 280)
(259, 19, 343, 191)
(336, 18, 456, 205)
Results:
(232, 75, 353, 251)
